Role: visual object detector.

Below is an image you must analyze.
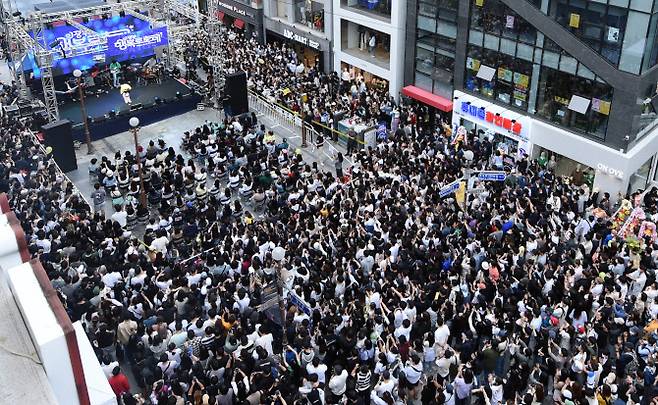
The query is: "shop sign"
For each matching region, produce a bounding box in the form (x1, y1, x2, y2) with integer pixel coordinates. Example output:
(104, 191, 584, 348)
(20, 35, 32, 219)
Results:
(439, 179, 461, 198)
(460, 101, 522, 135)
(478, 171, 507, 182)
(596, 163, 624, 179)
(283, 28, 321, 50)
(217, 0, 250, 17)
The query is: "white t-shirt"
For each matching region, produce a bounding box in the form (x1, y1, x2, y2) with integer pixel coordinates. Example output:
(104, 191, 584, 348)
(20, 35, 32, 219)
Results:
(255, 333, 274, 356)
(435, 324, 450, 347)
(306, 363, 328, 384)
(111, 211, 128, 227)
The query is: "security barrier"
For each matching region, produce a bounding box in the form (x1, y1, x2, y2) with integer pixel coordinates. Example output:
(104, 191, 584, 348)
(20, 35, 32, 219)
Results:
(247, 90, 369, 150)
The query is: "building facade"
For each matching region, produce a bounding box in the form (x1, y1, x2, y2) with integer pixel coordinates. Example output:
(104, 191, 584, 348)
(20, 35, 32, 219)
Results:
(332, 0, 406, 99)
(201, 0, 265, 41)
(405, 0, 658, 198)
(262, 0, 334, 73)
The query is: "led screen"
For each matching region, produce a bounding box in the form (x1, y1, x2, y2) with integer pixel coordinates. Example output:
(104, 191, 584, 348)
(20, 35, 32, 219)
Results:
(24, 14, 168, 77)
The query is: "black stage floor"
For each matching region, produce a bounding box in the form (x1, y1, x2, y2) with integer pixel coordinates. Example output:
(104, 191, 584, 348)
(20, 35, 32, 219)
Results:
(58, 78, 194, 125)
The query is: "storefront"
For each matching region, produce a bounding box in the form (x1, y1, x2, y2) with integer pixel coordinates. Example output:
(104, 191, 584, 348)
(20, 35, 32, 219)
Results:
(212, 0, 264, 42)
(531, 117, 658, 201)
(340, 62, 389, 93)
(264, 18, 332, 74)
(452, 90, 532, 161)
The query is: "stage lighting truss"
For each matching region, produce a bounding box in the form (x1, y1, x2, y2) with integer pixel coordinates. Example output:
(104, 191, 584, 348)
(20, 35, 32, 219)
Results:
(3, 0, 201, 123)
(206, 0, 226, 109)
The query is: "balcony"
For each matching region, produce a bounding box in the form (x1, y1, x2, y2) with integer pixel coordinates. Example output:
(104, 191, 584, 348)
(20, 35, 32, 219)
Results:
(340, 19, 390, 70)
(340, 0, 391, 23)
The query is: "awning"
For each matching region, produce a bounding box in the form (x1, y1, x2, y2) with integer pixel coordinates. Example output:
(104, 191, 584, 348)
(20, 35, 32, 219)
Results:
(402, 85, 453, 112)
(234, 18, 245, 29)
(216, 11, 224, 21)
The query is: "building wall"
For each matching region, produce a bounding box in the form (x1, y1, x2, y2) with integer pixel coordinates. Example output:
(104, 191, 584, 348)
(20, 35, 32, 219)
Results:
(332, 0, 406, 99)
(263, 0, 333, 72)
(406, 0, 658, 154)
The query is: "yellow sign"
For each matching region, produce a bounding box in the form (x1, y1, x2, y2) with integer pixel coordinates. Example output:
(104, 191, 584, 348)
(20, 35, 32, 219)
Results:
(456, 181, 466, 209)
(569, 13, 580, 28)
(554, 96, 570, 106)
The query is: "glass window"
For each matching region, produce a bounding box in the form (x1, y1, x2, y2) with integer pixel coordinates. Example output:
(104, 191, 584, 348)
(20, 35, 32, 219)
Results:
(437, 22, 457, 39)
(630, 0, 653, 12)
(419, 1, 438, 17)
(619, 11, 650, 74)
(341, 0, 391, 19)
(295, 0, 324, 32)
(416, 46, 435, 76)
(469, 29, 484, 46)
(415, 72, 433, 93)
(643, 13, 658, 72)
(464, 45, 533, 110)
(553, 0, 628, 66)
(418, 15, 437, 32)
(471, 0, 537, 44)
(517, 43, 534, 61)
(535, 67, 613, 139)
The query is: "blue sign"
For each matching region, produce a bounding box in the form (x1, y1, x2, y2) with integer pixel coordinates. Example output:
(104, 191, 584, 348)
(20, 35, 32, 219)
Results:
(289, 292, 312, 317)
(376, 122, 387, 140)
(24, 15, 168, 77)
(439, 180, 461, 198)
(478, 171, 506, 182)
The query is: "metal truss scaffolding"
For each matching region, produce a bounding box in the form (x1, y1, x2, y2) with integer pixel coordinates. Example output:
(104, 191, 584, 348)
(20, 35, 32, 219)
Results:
(206, 0, 225, 109)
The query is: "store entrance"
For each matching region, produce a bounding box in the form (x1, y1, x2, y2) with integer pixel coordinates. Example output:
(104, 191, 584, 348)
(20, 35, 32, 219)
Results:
(459, 118, 520, 169)
(266, 31, 323, 72)
(340, 62, 389, 93)
(534, 146, 595, 187)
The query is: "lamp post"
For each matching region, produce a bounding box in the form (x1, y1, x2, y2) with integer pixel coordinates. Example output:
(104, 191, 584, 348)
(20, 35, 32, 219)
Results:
(272, 246, 288, 348)
(129, 117, 147, 207)
(73, 69, 93, 154)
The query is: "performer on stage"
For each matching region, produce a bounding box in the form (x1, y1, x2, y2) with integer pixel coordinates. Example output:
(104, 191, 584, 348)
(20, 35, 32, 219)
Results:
(110, 60, 121, 88)
(119, 82, 132, 105)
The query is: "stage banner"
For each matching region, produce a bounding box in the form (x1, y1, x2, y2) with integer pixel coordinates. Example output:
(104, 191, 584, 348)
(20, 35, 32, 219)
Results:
(107, 27, 169, 59)
(26, 15, 169, 77)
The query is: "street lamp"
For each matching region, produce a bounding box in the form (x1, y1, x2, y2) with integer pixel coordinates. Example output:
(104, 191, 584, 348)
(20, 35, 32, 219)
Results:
(73, 69, 93, 154)
(129, 117, 147, 207)
(272, 246, 288, 348)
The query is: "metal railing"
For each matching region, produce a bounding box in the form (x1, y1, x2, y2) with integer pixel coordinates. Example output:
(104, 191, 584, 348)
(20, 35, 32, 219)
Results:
(628, 112, 658, 151)
(247, 90, 369, 148)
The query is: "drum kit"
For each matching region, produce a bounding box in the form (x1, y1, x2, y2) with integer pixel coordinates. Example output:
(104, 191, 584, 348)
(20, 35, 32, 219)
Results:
(116, 61, 164, 87)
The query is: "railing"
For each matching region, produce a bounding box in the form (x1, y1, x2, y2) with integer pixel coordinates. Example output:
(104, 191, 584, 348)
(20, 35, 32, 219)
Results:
(627, 112, 658, 151)
(247, 90, 369, 149)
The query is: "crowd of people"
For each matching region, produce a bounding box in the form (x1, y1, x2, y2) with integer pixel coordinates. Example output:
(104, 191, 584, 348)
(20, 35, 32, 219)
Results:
(181, 28, 396, 134)
(3, 26, 658, 405)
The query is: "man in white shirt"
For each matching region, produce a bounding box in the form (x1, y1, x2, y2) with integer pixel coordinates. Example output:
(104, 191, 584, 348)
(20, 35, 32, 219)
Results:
(435, 316, 451, 348)
(254, 325, 274, 356)
(111, 206, 127, 227)
(374, 370, 396, 396)
(306, 358, 328, 384)
(328, 364, 348, 401)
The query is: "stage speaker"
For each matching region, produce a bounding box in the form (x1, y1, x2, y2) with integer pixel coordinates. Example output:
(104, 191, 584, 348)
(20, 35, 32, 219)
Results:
(41, 119, 77, 172)
(224, 71, 249, 116)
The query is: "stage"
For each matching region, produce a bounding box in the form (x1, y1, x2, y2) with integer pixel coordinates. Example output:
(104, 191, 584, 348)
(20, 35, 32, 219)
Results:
(59, 78, 203, 141)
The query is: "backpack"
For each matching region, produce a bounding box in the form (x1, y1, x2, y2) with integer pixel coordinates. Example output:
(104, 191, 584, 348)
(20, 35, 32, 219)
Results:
(624, 352, 639, 376)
